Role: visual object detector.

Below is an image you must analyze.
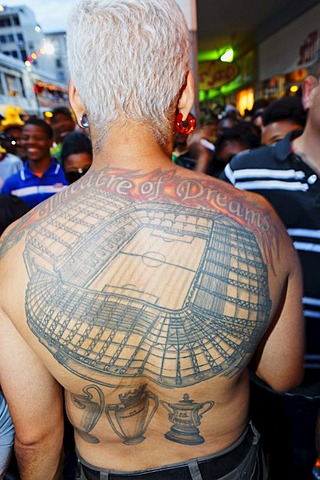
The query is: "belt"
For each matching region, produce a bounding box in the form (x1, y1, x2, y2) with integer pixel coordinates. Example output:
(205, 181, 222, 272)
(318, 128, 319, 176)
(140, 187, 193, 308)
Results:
(78, 423, 258, 480)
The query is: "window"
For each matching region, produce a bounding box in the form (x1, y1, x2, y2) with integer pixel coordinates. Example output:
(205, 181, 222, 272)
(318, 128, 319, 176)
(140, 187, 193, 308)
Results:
(57, 71, 65, 82)
(0, 17, 11, 27)
(8, 34, 14, 42)
(5, 74, 23, 97)
(0, 76, 4, 96)
(0, 35, 7, 43)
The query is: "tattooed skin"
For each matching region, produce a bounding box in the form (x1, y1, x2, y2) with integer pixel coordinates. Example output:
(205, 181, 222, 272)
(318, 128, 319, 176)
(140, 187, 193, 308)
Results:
(66, 383, 214, 446)
(67, 385, 105, 444)
(161, 393, 214, 445)
(105, 384, 159, 445)
(2, 168, 275, 389)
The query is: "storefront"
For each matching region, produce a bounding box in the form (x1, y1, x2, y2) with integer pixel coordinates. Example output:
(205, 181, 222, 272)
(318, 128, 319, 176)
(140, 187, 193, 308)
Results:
(257, 3, 320, 99)
(198, 48, 256, 117)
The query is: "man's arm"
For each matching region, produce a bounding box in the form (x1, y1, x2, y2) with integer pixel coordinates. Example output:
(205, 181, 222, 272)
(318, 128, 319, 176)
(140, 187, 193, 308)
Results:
(251, 225, 305, 393)
(0, 307, 64, 480)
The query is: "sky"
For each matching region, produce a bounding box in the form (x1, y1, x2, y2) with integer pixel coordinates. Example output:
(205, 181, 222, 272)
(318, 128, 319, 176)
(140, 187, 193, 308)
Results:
(3, 0, 76, 32)
(3, 1, 195, 33)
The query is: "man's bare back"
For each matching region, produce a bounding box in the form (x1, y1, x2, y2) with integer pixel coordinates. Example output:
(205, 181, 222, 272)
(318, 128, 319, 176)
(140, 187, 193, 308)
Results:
(0, 166, 304, 472)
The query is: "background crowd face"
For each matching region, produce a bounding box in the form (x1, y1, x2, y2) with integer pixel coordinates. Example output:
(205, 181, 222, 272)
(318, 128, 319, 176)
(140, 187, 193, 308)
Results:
(20, 124, 52, 163)
(261, 120, 302, 145)
(50, 112, 75, 144)
(63, 152, 92, 183)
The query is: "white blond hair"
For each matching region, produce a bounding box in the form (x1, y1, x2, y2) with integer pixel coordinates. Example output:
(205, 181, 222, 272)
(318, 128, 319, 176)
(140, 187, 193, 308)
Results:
(67, 0, 190, 147)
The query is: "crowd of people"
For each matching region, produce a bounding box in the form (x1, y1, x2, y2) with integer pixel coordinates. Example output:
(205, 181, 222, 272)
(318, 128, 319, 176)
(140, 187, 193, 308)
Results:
(173, 93, 307, 176)
(0, 91, 309, 237)
(0, 0, 318, 479)
(174, 76, 320, 480)
(173, 71, 319, 480)
(0, 105, 92, 235)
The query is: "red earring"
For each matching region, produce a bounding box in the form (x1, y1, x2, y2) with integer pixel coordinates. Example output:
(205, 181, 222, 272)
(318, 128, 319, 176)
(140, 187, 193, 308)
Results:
(175, 112, 196, 135)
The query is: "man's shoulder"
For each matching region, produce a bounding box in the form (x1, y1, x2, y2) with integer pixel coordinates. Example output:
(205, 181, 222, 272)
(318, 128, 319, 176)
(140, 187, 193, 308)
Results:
(6, 153, 23, 165)
(229, 133, 295, 170)
(2, 168, 23, 187)
(219, 135, 295, 185)
(233, 145, 270, 163)
(0, 153, 22, 166)
(46, 160, 68, 184)
(229, 143, 287, 170)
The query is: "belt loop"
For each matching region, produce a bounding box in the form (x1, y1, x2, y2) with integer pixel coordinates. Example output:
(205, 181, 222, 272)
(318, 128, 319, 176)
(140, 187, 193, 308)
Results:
(100, 473, 109, 480)
(75, 456, 82, 480)
(188, 460, 204, 480)
(249, 420, 260, 445)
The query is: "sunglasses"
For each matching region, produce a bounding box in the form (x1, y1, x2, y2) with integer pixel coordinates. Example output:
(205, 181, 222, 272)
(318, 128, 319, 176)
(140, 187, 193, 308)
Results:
(65, 167, 90, 184)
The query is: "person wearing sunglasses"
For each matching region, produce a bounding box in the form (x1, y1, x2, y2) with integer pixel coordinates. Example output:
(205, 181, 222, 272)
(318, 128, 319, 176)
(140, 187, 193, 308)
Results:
(60, 131, 92, 184)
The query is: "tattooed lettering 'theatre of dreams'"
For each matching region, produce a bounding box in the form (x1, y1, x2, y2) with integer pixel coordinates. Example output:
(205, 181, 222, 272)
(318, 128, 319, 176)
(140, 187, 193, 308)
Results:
(0, 168, 279, 264)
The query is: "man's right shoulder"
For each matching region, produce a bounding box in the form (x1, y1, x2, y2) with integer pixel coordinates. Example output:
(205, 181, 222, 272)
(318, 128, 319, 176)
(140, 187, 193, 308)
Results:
(219, 141, 286, 185)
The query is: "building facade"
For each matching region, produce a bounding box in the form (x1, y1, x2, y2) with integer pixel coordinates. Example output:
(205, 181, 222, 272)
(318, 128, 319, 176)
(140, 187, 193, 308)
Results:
(0, 5, 57, 77)
(0, 4, 69, 115)
(45, 31, 68, 84)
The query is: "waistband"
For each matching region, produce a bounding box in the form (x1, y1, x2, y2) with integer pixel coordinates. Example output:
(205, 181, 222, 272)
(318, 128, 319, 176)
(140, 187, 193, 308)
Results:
(77, 422, 261, 480)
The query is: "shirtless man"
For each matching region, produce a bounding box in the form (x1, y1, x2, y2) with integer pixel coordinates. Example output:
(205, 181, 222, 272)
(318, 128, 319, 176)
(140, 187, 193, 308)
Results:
(0, 1, 304, 479)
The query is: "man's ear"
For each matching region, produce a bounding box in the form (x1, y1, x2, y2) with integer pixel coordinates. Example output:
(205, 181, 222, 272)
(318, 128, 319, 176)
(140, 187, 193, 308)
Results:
(301, 75, 319, 110)
(68, 80, 85, 126)
(177, 71, 195, 121)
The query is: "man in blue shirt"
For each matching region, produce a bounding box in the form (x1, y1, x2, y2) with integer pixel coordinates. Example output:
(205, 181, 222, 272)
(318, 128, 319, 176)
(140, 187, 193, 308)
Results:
(1, 118, 68, 207)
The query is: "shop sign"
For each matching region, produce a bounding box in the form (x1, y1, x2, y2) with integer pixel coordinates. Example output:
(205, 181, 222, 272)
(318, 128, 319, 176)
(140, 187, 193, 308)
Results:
(298, 30, 318, 66)
(198, 60, 239, 91)
(258, 3, 320, 81)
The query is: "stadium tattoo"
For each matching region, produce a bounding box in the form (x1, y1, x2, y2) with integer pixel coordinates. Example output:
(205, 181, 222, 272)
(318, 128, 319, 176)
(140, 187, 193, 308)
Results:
(9, 168, 274, 390)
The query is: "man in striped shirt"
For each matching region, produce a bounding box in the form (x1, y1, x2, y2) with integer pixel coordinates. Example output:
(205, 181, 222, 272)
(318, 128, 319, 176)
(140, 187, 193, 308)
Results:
(220, 63, 320, 479)
(1, 118, 68, 207)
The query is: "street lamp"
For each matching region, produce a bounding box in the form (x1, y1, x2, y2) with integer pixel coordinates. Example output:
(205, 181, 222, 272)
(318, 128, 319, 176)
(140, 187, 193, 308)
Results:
(24, 41, 55, 115)
(25, 40, 55, 70)
(42, 41, 55, 56)
(220, 48, 234, 63)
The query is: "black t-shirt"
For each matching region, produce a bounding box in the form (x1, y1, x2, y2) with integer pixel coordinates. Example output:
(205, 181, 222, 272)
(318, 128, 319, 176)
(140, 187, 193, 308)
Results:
(0, 194, 31, 235)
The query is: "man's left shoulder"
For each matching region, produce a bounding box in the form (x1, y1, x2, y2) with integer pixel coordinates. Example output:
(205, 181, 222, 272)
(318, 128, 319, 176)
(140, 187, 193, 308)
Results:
(229, 143, 282, 170)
